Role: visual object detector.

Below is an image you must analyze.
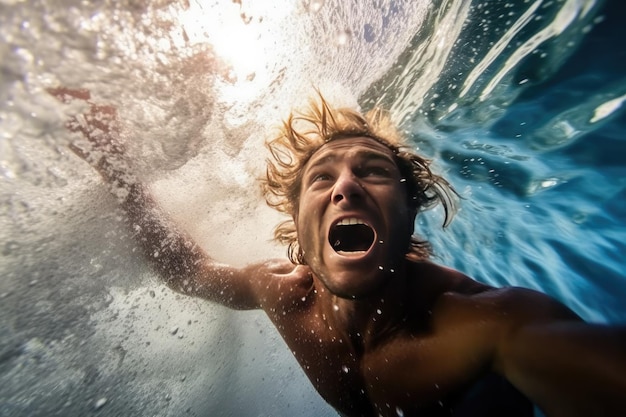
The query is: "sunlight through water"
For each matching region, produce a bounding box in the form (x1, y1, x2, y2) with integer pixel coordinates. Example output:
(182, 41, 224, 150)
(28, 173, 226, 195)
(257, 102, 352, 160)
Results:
(1, 0, 625, 416)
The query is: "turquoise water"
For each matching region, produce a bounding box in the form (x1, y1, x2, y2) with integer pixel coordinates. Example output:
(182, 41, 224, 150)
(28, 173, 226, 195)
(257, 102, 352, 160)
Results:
(1, 0, 624, 416)
(379, 0, 626, 324)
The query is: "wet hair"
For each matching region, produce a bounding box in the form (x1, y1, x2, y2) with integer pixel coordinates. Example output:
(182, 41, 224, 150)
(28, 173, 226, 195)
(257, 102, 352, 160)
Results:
(261, 94, 457, 265)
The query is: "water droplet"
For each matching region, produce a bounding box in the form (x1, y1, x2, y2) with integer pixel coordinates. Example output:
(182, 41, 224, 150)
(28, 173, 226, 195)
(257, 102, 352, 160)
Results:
(305, 0, 324, 13)
(342, 365, 349, 373)
(94, 398, 107, 410)
(333, 304, 339, 311)
(395, 406, 405, 416)
(336, 29, 351, 46)
(572, 212, 587, 224)
(376, 309, 382, 315)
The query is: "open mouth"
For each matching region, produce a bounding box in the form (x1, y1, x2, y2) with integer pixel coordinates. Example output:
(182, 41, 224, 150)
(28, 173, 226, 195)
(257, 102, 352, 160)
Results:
(329, 218, 375, 254)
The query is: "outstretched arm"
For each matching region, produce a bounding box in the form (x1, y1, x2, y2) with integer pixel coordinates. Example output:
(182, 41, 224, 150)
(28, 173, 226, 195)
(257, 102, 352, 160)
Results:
(471, 287, 626, 416)
(391, 284, 626, 416)
(439, 286, 626, 416)
(427, 279, 626, 417)
(50, 88, 280, 309)
(496, 314, 626, 416)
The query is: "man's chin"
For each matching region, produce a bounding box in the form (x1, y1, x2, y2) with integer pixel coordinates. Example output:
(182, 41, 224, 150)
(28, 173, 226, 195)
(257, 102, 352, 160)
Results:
(312, 247, 399, 299)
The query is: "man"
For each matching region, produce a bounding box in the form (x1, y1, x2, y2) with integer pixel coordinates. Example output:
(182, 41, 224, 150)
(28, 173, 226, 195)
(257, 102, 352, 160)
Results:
(50, 87, 625, 417)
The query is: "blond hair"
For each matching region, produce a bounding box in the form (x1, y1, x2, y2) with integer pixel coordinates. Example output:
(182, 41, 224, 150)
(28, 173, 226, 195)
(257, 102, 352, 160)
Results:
(261, 95, 456, 264)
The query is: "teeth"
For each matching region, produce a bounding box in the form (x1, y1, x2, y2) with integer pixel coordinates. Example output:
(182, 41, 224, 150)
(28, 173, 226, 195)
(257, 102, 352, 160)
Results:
(337, 218, 366, 226)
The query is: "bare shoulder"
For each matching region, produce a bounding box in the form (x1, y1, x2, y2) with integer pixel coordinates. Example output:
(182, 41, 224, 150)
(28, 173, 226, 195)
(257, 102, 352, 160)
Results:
(470, 286, 582, 322)
(244, 258, 310, 282)
(241, 259, 313, 308)
(412, 260, 581, 322)
(434, 286, 582, 330)
(188, 257, 311, 311)
(409, 260, 493, 295)
(407, 260, 583, 333)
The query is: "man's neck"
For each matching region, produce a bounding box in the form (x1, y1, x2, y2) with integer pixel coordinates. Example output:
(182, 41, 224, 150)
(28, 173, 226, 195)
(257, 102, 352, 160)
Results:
(314, 262, 411, 353)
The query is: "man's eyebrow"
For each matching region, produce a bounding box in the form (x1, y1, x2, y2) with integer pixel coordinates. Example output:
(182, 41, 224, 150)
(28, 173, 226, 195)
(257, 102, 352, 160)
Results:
(307, 149, 395, 170)
(307, 153, 337, 169)
(356, 150, 396, 163)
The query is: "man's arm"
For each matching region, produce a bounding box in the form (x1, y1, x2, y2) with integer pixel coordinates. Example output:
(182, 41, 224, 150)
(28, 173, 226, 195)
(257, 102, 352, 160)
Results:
(412, 284, 626, 416)
(50, 87, 281, 310)
(426, 269, 626, 417)
(496, 313, 626, 416)
(462, 287, 626, 416)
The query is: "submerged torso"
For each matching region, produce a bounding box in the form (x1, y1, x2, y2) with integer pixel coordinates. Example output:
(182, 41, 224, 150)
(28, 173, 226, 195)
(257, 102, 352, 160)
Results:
(262, 260, 533, 417)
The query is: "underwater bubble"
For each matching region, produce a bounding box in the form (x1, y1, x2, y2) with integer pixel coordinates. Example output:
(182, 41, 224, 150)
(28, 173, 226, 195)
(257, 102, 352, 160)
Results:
(305, 0, 325, 13)
(93, 397, 107, 410)
(336, 29, 351, 46)
(572, 212, 587, 224)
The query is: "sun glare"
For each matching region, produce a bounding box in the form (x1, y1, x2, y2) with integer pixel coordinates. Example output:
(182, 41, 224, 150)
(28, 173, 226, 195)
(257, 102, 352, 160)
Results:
(177, 0, 295, 94)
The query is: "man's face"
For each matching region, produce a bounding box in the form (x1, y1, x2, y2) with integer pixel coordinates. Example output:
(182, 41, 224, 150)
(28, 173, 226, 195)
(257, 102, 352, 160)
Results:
(295, 137, 414, 299)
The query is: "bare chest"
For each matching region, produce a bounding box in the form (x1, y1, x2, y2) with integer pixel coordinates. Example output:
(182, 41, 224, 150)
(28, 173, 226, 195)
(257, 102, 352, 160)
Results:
(268, 311, 371, 415)
(267, 313, 462, 417)
(268, 306, 520, 417)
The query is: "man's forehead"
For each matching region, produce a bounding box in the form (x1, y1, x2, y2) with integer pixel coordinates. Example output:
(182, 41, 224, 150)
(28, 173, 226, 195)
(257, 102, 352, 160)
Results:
(307, 136, 396, 165)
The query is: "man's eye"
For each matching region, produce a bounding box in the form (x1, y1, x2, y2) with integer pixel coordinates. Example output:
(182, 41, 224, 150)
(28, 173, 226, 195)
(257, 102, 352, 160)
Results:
(364, 166, 389, 177)
(313, 173, 331, 182)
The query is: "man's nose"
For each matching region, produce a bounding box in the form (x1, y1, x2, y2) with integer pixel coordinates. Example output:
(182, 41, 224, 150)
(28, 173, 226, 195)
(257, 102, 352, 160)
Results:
(331, 172, 364, 205)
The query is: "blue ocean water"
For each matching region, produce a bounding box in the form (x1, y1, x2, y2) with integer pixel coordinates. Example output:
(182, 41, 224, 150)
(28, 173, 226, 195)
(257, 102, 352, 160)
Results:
(0, 0, 624, 416)
(386, 0, 626, 324)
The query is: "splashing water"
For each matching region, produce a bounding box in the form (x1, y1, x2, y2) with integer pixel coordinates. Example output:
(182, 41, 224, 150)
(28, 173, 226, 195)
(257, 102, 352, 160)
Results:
(1, 0, 625, 416)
